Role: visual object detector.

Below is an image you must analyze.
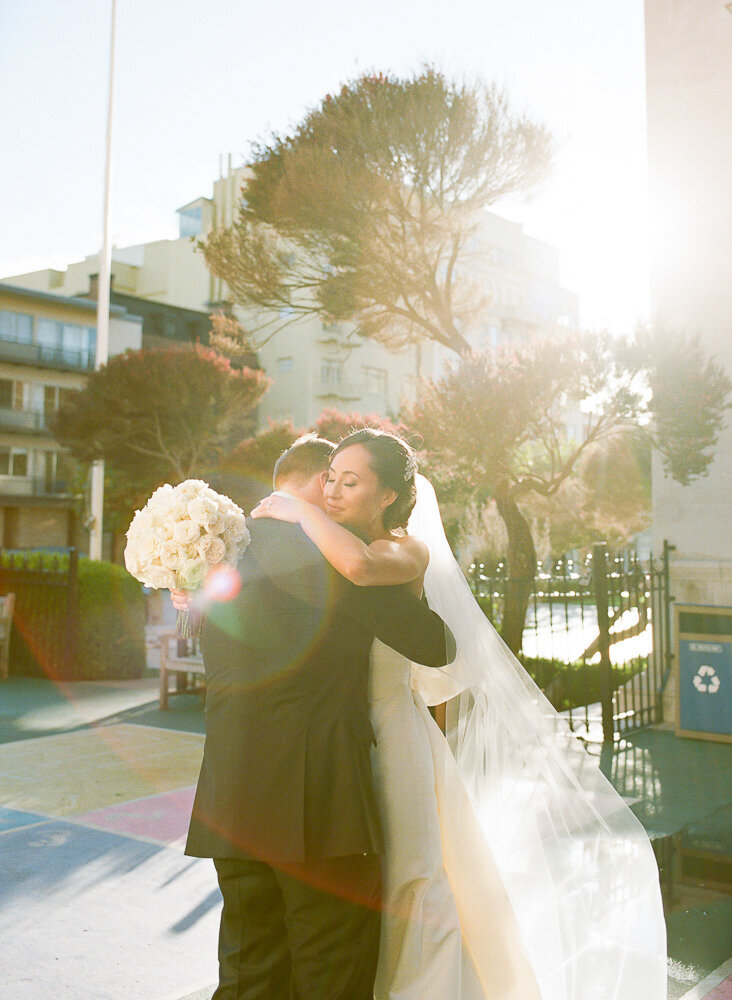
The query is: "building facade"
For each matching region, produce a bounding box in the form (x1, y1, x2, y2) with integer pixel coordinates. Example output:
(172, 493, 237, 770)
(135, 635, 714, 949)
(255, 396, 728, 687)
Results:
(0, 284, 141, 548)
(645, 0, 732, 711)
(425, 211, 578, 380)
(8, 163, 578, 432)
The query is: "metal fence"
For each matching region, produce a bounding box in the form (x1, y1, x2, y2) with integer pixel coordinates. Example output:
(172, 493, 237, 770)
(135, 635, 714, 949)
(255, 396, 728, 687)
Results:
(0, 548, 79, 678)
(468, 541, 673, 741)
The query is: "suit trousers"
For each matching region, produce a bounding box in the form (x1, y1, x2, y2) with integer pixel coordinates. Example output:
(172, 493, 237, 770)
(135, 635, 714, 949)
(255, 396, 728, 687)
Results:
(212, 852, 382, 1000)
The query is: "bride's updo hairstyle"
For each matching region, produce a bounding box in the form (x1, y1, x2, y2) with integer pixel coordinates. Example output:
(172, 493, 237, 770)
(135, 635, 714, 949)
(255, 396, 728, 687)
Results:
(332, 428, 418, 531)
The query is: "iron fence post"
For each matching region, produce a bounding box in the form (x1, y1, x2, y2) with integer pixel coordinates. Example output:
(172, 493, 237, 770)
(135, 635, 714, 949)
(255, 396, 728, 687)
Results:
(592, 542, 614, 743)
(658, 539, 676, 719)
(64, 547, 79, 676)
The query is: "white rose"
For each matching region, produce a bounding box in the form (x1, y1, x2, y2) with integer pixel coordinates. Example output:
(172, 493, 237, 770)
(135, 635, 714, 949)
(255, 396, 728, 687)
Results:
(151, 483, 174, 503)
(124, 542, 141, 576)
(225, 516, 248, 542)
(206, 513, 225, 535)
(187, 496, 218, 526)
(175, 480, 207, 502)
(178, 557, 208, 590)
(149, 485, 175, 514)
(160, 539, 185, 570)
(173, 520, 200, 544)
(145, 565, 177, 590)
(130, 536, 160, 569)
(128, 508, 152, 536)
(197, 534, 227, 564)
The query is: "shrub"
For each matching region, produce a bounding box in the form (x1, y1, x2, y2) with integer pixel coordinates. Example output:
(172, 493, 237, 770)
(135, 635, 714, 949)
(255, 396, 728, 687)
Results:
(519, 655, 641, 712)
(75, 559, 146, 680)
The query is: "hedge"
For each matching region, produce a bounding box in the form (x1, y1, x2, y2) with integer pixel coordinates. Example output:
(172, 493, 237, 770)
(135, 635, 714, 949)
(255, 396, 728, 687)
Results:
(74, 558, 147, 680)
(519, 655, 642, 712)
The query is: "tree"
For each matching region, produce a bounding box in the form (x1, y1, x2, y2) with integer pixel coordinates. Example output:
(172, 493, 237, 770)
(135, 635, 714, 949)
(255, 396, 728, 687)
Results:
(216, 420, 302, 510)
(454, 430, 652, 576)
(200, 67, 553, 354)
(53, 346, 270, 548)
(406, 330, 730, 652)
(312, 408, 412, 443)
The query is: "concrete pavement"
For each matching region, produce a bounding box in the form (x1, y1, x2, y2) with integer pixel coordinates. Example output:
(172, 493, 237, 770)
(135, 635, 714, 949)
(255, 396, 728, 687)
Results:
(0, 612, 730, 999)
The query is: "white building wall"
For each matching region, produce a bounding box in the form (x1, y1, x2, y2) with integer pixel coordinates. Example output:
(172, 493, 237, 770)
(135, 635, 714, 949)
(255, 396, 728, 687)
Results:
(646, 0, 732, 571)
(645, 0, 732, 720)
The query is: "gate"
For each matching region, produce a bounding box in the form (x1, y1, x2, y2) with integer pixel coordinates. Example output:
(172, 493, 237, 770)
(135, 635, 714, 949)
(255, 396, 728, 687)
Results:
(468, 540, 674, 741)
(0, 548, 79, 678)
(606, 541, 673, 737)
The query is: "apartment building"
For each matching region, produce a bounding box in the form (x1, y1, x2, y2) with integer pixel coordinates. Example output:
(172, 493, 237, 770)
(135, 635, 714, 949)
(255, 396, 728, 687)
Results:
(0, 284, 141, 547)
(8, 162, 578, 429)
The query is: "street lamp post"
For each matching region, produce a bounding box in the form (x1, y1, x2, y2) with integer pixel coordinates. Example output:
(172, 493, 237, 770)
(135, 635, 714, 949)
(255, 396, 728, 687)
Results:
(89, 0, 116, 560)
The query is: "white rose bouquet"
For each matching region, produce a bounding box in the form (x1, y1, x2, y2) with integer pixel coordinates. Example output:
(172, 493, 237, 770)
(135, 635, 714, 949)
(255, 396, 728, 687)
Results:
(124, 479, 250, 635)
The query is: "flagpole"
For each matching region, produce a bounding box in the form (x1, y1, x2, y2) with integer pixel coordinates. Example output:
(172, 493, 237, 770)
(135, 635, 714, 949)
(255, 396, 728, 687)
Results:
(89, 0, 116, 560)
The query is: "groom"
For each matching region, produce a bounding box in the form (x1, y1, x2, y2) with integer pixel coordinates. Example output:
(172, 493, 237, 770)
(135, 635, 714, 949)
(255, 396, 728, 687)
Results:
(183, 435, 454, 1000)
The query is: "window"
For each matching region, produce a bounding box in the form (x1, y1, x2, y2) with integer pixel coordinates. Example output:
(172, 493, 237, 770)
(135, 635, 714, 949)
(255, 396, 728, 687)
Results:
(0, 379, 25, 410)
(42, 449, 72, 493)
(36, 318, 62, 351)
(178, 205, 203, 238)
(0, 310, 33, 344)
(36, 319, 94, 362)
(321, 360, 342, 385)
(0, 379, 12, 408)
(277, 357, 294, 373)
(61, 323, 85, 353)
(44, 385, 58, 414)
(0, 448, 28, 476)
(363, 366, 387, 395)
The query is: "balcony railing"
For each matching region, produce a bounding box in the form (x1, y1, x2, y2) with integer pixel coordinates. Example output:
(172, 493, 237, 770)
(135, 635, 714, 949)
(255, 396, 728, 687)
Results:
(315, 379, 362, 400)
(0, 407, 51, 434)
(0, 337, 94, 372)
(0, 475, 73, 498)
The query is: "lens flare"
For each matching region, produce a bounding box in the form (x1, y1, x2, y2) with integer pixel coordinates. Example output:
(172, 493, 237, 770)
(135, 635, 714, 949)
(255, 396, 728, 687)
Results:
(200, 564, 242, 605)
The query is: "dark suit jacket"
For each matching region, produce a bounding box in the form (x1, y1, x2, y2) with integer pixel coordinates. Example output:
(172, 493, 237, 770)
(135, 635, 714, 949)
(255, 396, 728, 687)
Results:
(185, 517, 454, 864)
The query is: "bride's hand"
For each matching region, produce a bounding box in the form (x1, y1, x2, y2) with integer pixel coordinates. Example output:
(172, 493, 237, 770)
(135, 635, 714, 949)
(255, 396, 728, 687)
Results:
(170, 588, 192, 610)
(250, 494, 307, 523)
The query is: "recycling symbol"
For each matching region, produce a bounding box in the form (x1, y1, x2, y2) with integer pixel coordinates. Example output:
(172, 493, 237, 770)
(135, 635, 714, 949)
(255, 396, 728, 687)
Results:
(693, 665, 721, 694)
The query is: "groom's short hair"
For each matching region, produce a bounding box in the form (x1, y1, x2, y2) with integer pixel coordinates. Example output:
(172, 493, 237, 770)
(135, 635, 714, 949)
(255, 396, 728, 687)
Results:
(273, 434, 335, 488)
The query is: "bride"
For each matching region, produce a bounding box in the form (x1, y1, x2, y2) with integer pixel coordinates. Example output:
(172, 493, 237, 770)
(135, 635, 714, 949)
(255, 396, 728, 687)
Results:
(252, 428, 668, 1000)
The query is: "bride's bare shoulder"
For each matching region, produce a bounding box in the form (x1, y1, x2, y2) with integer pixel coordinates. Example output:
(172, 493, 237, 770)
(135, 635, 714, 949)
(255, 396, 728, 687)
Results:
(373, 532, 429, 567)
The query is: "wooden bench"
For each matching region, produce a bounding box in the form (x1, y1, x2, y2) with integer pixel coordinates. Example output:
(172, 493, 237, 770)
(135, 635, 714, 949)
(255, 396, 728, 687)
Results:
(159, 632, 205, 709)
(0, 593, 15, 680)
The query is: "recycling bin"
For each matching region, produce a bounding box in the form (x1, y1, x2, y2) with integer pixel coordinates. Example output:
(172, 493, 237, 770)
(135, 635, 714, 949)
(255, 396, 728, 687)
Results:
(676, 604, 732, 743)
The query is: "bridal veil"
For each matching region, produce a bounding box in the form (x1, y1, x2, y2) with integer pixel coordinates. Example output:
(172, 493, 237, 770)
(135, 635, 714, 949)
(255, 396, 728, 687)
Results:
(408, 475, 667, 1000)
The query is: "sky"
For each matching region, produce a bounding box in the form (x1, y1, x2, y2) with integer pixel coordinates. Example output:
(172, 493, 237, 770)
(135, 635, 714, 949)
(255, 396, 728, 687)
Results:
(0, 0, 650, 334)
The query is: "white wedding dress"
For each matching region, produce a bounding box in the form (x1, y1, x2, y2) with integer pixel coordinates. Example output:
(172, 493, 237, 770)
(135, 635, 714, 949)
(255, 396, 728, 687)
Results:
(369, 638, 543, 1000)
(366, 476, 667, 1000)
